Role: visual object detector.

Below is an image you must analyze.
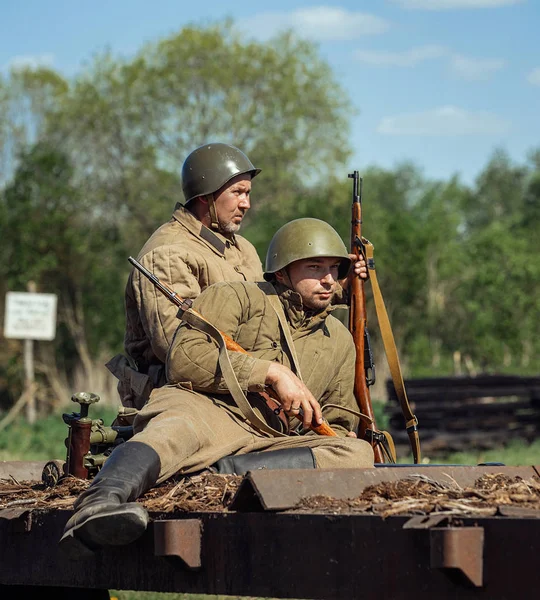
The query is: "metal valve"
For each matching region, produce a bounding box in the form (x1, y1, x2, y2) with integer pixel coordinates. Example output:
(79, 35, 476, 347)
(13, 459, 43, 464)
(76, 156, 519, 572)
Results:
(71, 391, 100, 421)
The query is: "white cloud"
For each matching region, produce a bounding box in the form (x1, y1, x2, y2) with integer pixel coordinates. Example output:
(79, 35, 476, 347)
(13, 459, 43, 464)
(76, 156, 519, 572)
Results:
(377, 106, 511, 135)
(354, 45, 505, 82)
(5, 54, 55, 71)
(391, 0, 524, 9)
(527, 67, 540, 86)
(354, 45, 447, 66)
(236, 7, 390, 41)
(449, 54, 506, 80)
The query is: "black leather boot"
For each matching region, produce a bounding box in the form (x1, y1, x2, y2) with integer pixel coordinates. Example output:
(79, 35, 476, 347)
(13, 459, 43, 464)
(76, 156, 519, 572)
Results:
(59, 441, 161, 559)
(213, 447, 315, 475)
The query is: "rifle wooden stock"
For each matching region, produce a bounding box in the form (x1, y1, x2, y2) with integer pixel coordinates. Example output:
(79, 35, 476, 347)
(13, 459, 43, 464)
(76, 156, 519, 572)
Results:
(128, 256, 337, 437)
(348, 174, 385, 462)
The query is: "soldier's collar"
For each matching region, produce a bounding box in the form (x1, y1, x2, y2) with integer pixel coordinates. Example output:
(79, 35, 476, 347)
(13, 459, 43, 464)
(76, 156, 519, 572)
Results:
(273, 282, 336, 329)
(172, 203, 237, 255)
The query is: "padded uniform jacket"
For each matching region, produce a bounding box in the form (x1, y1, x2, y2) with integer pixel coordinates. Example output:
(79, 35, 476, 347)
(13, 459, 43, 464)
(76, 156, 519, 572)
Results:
(167, 280, 359, 437)
(124, 203, 263, 369)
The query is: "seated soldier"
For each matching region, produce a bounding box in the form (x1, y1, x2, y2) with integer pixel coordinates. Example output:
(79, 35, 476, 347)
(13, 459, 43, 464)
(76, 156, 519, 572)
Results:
(59, 218, 374, 557)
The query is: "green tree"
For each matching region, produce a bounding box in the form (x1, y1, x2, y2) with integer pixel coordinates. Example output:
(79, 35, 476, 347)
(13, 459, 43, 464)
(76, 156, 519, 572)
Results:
(1, 21, 355, 411)
(47, 22, 354, 241)
(455, 149, 540, 372)
(0, 66, 68, 186)
(0, 143, 127, 403)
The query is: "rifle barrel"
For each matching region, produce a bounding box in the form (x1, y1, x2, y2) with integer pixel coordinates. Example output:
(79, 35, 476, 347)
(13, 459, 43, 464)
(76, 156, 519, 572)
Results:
(347, 173, 385, 462)
(129, 257, 182, 306)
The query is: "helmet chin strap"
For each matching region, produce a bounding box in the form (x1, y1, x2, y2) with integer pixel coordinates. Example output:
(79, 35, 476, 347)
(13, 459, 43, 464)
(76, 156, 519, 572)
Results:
(205, 194, 221, 231)
(277, 268, 293, 290)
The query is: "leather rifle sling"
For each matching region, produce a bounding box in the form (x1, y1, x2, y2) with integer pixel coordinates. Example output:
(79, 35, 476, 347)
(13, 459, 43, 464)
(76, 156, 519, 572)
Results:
(363, 239, 421, 463)
(179, 308, 287, 438)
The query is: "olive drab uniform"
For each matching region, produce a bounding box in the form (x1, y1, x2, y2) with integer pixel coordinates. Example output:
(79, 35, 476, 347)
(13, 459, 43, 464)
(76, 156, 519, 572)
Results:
(130, 279, 374, 482)
(106, 204, 264, 410)
(106, 143, 263, 411)
(58, 217, 374, 559)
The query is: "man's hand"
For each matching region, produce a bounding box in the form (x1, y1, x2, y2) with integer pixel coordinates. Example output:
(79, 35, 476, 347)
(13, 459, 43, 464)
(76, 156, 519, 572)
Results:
(339, 253, 368, 291)
(351, 253, 368, 279)
(265, 362, 323, 429)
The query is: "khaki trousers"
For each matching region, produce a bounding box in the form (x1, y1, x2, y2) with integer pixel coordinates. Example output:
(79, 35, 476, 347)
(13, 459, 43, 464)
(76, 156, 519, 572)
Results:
(131, 385, 374, 483)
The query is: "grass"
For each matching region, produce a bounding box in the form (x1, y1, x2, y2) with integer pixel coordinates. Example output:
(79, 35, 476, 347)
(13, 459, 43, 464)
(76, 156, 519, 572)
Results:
(0, 406, 119, 461)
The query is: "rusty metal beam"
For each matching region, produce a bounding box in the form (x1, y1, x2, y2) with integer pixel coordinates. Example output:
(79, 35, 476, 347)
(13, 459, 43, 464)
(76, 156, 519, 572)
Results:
(154, 518, 202, 569)
(230, 466, 540, 511)
(2, 463, 540, 598)
(1, 508, 540, 598)
(430, 527, 484, 587)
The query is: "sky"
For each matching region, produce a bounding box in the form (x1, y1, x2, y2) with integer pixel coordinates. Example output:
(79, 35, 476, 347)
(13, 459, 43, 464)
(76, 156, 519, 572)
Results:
(1, 0, 538, 185)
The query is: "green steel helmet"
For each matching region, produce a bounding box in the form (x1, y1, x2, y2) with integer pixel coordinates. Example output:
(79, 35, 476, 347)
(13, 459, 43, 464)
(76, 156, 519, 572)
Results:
(181, 143, 261, 202)
(264, 218, 351, 281)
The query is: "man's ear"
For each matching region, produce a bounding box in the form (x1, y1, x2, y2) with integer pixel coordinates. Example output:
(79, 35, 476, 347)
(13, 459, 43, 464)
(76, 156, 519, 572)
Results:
(274, 270, 285, 284)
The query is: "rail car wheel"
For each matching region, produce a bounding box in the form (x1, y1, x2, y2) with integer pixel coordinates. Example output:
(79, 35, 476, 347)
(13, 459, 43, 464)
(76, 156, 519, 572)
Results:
(41, 459, 66, 487)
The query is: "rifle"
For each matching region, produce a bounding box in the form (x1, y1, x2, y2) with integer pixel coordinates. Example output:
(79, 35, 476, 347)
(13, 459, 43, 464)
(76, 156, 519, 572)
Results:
(348, 172, 387, 462)
(128, 256, 338, 438)
(348, 172, 420, 464)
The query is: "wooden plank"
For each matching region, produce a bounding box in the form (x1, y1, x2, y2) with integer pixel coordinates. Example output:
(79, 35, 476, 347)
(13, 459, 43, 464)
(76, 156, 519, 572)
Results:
(391, 430, 519, 453)
(0, 461, 51, 481)
(387, 399, 534, 414)
(388, 413, 540, 432)
(386, 376, 540, 404)
(385, 376, 540, 454)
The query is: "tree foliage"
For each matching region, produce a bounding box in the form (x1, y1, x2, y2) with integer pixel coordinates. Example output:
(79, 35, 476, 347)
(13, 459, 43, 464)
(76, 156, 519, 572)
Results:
(1, 143, 126, 390)
(43, 22, 353, 241)
(0, 22, 538, 412)
(0, 66, 67, 186)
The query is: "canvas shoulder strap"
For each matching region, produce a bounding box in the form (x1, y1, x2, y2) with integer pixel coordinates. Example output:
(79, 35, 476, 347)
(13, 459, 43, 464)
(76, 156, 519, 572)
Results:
(179, 308, 287, 438)
(257, 282, 303, 381)
(363, 239, 421, 463)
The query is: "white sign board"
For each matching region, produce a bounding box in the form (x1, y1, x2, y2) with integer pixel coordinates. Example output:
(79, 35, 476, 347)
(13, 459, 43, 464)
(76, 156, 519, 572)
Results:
(4, 292, 58, 341)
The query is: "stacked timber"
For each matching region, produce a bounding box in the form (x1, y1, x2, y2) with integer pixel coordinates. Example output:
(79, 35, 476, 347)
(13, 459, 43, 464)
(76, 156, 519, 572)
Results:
(385, 374, 540, 455)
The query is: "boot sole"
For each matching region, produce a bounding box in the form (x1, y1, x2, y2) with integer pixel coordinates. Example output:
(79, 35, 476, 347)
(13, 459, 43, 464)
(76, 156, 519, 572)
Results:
(59, 503, 149, 559)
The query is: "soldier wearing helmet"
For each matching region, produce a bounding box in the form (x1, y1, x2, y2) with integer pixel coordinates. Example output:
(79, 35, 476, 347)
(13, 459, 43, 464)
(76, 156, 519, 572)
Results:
(264, 217, 353, 311)
(107, 143, 265, 413)
(61, 218, 374, 558)
(181, 142, 261, 232)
